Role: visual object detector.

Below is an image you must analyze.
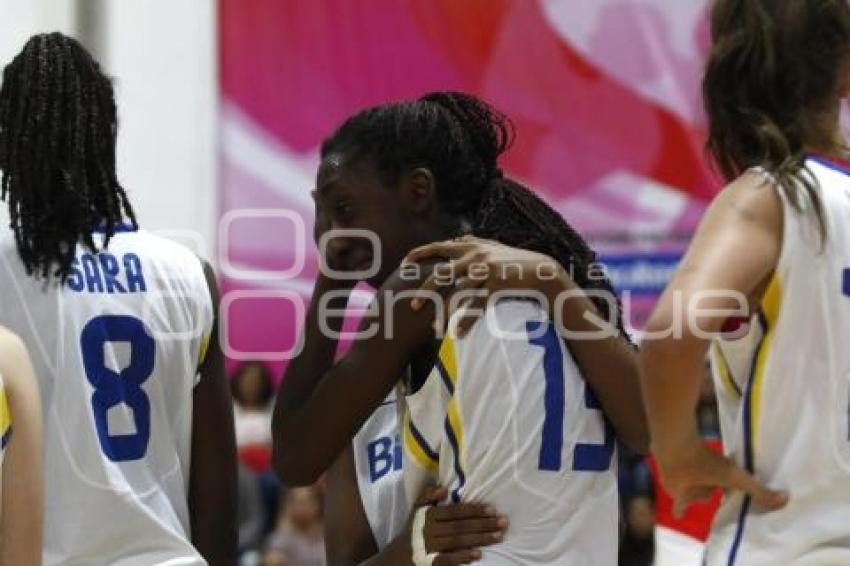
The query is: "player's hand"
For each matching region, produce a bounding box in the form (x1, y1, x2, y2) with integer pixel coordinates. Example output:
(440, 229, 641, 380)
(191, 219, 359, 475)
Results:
(414, 486, 508, 565)
(655, 437, 789, 518)
(405, 236, 565, 337)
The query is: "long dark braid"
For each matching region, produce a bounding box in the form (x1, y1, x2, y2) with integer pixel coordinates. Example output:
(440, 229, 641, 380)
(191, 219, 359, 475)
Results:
(322, 91, 627, 338)
(0, 32, 137, 281)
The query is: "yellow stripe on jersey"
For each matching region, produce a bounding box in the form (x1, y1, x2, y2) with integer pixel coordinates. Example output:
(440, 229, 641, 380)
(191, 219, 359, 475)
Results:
(750, 273, 783, 455)
(198, 332, 211, 367)
(440, 337, 462, 448)
(403, 409, 438, 474)
(0, 381, 11, 451)
(439, 336, 467, 501)
(439, 335, 459, 387)
(711, 341, 742, 399)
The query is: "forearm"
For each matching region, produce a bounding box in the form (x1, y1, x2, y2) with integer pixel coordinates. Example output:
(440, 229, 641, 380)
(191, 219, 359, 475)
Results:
(639, 335, 706, 458)
(275, 328, 413, 485)
(544, 271, 648, 452)
(191, 516, 237, 565)
(274, 275, 433, 485)
(358, 535, 413, 566)
(272, 276, 351, 482)
(275, 277, 350, 415)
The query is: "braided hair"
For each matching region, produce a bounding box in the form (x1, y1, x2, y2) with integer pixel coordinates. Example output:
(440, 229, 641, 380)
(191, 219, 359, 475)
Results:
(321, 91, 627, 337)
(0, 32, 137, 281)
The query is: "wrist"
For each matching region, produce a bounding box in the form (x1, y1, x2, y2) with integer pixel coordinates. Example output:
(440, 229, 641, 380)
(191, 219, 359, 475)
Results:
(650, 423, 702, 462)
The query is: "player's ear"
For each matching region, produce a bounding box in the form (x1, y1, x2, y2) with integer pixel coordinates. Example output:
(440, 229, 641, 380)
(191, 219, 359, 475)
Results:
(399, 168, 437, 217)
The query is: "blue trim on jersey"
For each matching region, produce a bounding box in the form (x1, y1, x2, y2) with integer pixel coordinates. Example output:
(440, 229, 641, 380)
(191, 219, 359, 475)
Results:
(91, 221, 138, 234)
(445, 418, 466, 503)
(727, 496, 752, 566)
(728, 311, 768, 564)
(409, 419, 439, 463)
(806, 154, 850, 177)
(437, 360, 454, 395)
(1, 426, 11, 450)
(742, 311, 768, 473)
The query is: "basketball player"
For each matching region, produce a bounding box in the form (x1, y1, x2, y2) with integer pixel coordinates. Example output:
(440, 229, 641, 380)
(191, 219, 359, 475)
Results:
(273, 92, 646, 563)
(640, 1, 850, 564)
(0, 33, 236, 564)
(0, 328, 43, 565)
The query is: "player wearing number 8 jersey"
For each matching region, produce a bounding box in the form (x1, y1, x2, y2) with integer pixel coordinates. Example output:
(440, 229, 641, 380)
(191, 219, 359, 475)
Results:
(0, 33, 236, 565)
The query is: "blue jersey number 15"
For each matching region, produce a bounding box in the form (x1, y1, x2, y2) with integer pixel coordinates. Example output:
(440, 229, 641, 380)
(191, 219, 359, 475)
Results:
(527, 320, 615, 472)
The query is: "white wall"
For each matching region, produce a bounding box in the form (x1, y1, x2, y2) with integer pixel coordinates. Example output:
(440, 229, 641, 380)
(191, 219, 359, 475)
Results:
(0, 0, 218, 261)
(105, 0, 217, 261)
(0, 1, 76, 61)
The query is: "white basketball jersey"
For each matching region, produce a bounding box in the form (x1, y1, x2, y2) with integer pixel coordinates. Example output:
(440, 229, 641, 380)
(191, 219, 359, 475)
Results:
(404, 301, 618, 565)
(351, 392, 409, 551)
(706, 157, 850, 565)
(0, 225, 213, 566)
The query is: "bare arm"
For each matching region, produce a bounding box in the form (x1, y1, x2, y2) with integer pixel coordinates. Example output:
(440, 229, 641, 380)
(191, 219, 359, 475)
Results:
(0, 329, 43, 566)
(272, 275, 352, 486)
(324, 445, 383, 565)
(189, 261, 238, 564)
(639, 171, 787, 509)
(325, 445, 505, 566)
(272, 269, 435, 486)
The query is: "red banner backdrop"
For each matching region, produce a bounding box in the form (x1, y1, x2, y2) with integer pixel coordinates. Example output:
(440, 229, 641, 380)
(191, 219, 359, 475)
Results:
(218, 0, 717, 376)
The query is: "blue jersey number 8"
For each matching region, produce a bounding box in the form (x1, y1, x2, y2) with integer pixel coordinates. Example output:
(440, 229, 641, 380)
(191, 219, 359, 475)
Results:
(81, 315, 155, 462)
(527, 320, 615, 472)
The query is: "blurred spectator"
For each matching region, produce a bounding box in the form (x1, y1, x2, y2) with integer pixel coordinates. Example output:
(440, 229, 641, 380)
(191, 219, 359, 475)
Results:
(263, 486, 326, 566)
(232, 361, 275, 465)
(619, 493, 655, 566)
(232, 361, 281, 540)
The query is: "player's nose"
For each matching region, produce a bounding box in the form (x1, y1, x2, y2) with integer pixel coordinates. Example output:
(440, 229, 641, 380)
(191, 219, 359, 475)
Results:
(324, 229, 354, 268)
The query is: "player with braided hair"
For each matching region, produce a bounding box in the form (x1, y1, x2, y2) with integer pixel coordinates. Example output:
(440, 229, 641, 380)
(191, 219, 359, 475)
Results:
(0, 33, 236, 564)
(273, 91, 645, 564)
(0, 32, 136, 280)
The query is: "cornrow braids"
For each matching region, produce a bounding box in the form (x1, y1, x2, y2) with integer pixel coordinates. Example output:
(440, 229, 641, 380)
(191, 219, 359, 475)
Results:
(322, 91, 629, 339)
(0, 32, 137, 281)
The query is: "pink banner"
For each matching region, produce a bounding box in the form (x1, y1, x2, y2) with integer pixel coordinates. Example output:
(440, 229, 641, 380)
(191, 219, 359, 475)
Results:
(218, 0, 717, 377)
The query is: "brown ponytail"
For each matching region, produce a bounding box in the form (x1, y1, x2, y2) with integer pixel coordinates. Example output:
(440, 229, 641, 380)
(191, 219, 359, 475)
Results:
(702, 0, 850, 237)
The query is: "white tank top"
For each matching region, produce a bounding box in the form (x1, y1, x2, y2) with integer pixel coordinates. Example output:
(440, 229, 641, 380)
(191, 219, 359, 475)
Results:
(0, 226, 213, 566)
(404, 301, 618, 565)
(707, 157, 850, 565)
(351, 392, 409, 551)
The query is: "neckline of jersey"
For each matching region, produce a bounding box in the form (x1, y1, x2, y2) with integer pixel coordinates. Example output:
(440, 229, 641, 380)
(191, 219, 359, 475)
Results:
(91, 221, 138, 234)
(806, 152, 850, 176)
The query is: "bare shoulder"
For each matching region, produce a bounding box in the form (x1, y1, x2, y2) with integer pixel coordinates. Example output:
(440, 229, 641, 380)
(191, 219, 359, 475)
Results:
(710, 169, 783, 231)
